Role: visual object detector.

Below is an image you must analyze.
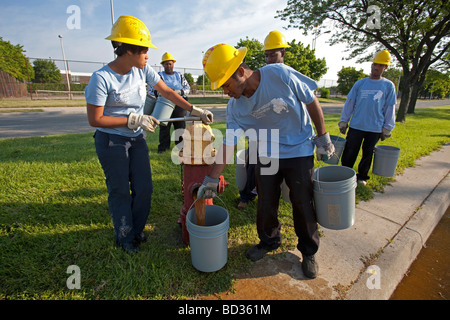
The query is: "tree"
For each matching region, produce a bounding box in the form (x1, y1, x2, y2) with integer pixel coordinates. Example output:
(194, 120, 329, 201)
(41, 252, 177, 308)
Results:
(420, 69, 450, 98)
(184, 72, 194, 85)
(284, 39, 327, 80)
(235, 37, 328, 80)
(32, 59, 62, 83)
(336, 66, 368, 95)
(236, 37, 265, 70)
(276, 0, 450, 122)
(0, 36, 34, 81)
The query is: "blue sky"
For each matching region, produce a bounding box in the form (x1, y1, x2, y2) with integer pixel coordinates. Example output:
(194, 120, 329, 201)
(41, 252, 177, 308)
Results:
(0, 0, 369, 81)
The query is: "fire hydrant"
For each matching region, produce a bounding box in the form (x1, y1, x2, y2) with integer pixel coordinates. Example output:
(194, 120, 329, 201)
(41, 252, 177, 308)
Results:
(178, 122, 228, 245)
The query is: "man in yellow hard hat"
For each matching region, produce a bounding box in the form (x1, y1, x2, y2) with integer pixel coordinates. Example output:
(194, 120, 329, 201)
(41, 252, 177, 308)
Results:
(237, 30, 292, 210)
(339, 50, 397, 186)
(85, 16, 213, 253)
(198, 43, 335, 279)
(263, 30, 291, 64)
(155, 52, 191, 153)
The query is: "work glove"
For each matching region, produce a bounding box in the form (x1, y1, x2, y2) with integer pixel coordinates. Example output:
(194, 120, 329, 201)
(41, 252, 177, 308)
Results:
(197, 175, 220, 199)
(190, 105, 214, 125)
(127, 113, 160, 133)
(380, 128, 391, 141)
(338, 121, 348, 135)
(314, 132, 336, 161)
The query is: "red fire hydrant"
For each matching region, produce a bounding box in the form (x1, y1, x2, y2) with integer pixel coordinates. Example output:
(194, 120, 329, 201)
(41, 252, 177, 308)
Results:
(178, 122, 228, 245)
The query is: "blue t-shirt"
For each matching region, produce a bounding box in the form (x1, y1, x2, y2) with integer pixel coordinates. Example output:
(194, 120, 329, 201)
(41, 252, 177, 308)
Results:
(341, 77, 396, 132)
(85, 64, 160, 137)
(224, 63, 318, 159)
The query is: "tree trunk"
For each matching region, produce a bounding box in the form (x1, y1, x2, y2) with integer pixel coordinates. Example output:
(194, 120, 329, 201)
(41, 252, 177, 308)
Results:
(407, 71, 427, 114)
(396, 75, 411, 123)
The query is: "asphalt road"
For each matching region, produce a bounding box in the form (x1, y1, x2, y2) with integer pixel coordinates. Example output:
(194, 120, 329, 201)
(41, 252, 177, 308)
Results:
(0, 99, 448, 139)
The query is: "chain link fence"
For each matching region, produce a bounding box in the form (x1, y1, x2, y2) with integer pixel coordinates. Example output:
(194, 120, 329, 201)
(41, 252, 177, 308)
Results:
(1, 55, 339, 100)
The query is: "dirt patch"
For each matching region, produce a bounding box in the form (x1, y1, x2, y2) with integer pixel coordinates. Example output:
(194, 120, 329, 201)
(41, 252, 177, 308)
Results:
(201, 250, 334, 300)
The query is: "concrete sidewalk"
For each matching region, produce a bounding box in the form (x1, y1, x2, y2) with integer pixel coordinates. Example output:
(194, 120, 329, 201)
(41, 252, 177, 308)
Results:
(206, 144, 450, 300)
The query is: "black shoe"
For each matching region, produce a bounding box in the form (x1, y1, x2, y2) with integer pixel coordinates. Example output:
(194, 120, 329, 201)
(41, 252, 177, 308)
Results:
(245, 243, 280, 262)
(133, 232, 147, 245)
(115, 239, 140, 253)
(302, 254, 318, 279)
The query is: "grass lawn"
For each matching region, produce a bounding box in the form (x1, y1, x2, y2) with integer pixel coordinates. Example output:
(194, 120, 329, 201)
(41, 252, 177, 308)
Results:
(0, 106, 448, 299)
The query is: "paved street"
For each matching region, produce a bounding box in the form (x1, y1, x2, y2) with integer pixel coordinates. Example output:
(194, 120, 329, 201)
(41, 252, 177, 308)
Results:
(0, 99, 448, 139)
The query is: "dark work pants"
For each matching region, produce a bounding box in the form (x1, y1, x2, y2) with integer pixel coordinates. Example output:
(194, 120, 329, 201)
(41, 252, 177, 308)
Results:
(255, 156, 319, 256)
(341, 128, 381, 181)
(239, 148, 257, 203)
(94, 130, 153, 245)
(158, 105, 187, 152)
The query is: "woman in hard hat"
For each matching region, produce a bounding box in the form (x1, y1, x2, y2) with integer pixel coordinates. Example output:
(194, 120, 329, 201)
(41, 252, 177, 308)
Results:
(198, 43, 335, 279)
(85, 15, 213, 253)
(339, 50, 396, 186)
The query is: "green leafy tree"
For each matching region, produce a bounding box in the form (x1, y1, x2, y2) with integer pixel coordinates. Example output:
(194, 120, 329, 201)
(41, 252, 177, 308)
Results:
(184, 72, 194, 85)
(235, 37, 328, 80)
(276, 0, 450, 122)
(236, 37, 265, 70)
(420, 69, 450, 98)
(336, 66, 368, 95)
(284, 39, 327, 80)
(0, 36, 34, 81)
(32, 59, 62, 83)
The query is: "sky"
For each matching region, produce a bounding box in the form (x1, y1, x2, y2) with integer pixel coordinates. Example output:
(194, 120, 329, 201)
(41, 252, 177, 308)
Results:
(0, 0, 371, 83)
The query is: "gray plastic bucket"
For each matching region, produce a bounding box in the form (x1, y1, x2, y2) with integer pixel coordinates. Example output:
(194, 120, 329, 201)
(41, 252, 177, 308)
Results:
(151, 95, 175, 126)
(143, 94, 156, 115)
(313, 166, 356, 230)
(186, 205, 229, 272)
(372, 145, 400, 177)
(235, 149, 247, 191)
(324, 135, 346, 165)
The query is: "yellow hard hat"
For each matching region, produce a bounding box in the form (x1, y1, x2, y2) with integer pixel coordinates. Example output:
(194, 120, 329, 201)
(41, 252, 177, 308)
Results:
(262, 30, 291, 51)
(373, 50, 392, 65)
(105, 15, 157, 49)
(202, 44, 247, 90)
(161, 52, 176, 64)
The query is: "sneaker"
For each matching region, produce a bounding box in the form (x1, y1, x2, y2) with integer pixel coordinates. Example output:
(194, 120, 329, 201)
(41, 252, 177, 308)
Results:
(357, 179, 367, 186)
(237, 201, 248, 210)
(302, 254, 318, 279)
(245, 244, 270, 262)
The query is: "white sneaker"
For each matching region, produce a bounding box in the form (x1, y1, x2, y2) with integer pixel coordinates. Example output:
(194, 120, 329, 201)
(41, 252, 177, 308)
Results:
(357, 179, 367, 186)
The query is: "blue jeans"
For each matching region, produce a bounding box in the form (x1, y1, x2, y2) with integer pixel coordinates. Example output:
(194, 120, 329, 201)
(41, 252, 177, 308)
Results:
(94, 130, 153, 245)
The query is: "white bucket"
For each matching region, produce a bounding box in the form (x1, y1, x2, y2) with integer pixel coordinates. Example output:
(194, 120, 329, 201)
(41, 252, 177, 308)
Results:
(186, 205, 229, 272)
(324, 135, 346, 165)
(313, 166, 357, 230)
(151, 95, 176, 126)
(372, 145, 401, 177)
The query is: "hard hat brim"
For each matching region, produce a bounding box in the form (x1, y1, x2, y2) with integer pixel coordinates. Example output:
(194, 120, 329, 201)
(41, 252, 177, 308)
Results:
(262, 43, 291, 51)
(105, 35, 157, 49)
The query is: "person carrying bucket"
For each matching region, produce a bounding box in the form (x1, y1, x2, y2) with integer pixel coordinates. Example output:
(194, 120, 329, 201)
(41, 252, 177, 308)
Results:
(85, 15, 213, 253)
(237, 30, 292, 210)
(154, 52, 191, 153)
(197, 43, 335, 279)
(339, 50, 397, 186)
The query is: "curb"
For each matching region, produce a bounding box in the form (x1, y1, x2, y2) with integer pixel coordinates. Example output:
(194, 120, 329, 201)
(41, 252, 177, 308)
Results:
(345, 173, 450, 299)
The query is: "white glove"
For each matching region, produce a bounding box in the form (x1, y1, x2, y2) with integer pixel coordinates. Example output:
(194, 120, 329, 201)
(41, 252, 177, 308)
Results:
(127, 113, 160, 133)
(314, 132, 336, 161)
(338, 121, 348, 135)
(190, 105, 213, 125)
(381, 128, 391, 141)
(197, 175, 220, 199)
